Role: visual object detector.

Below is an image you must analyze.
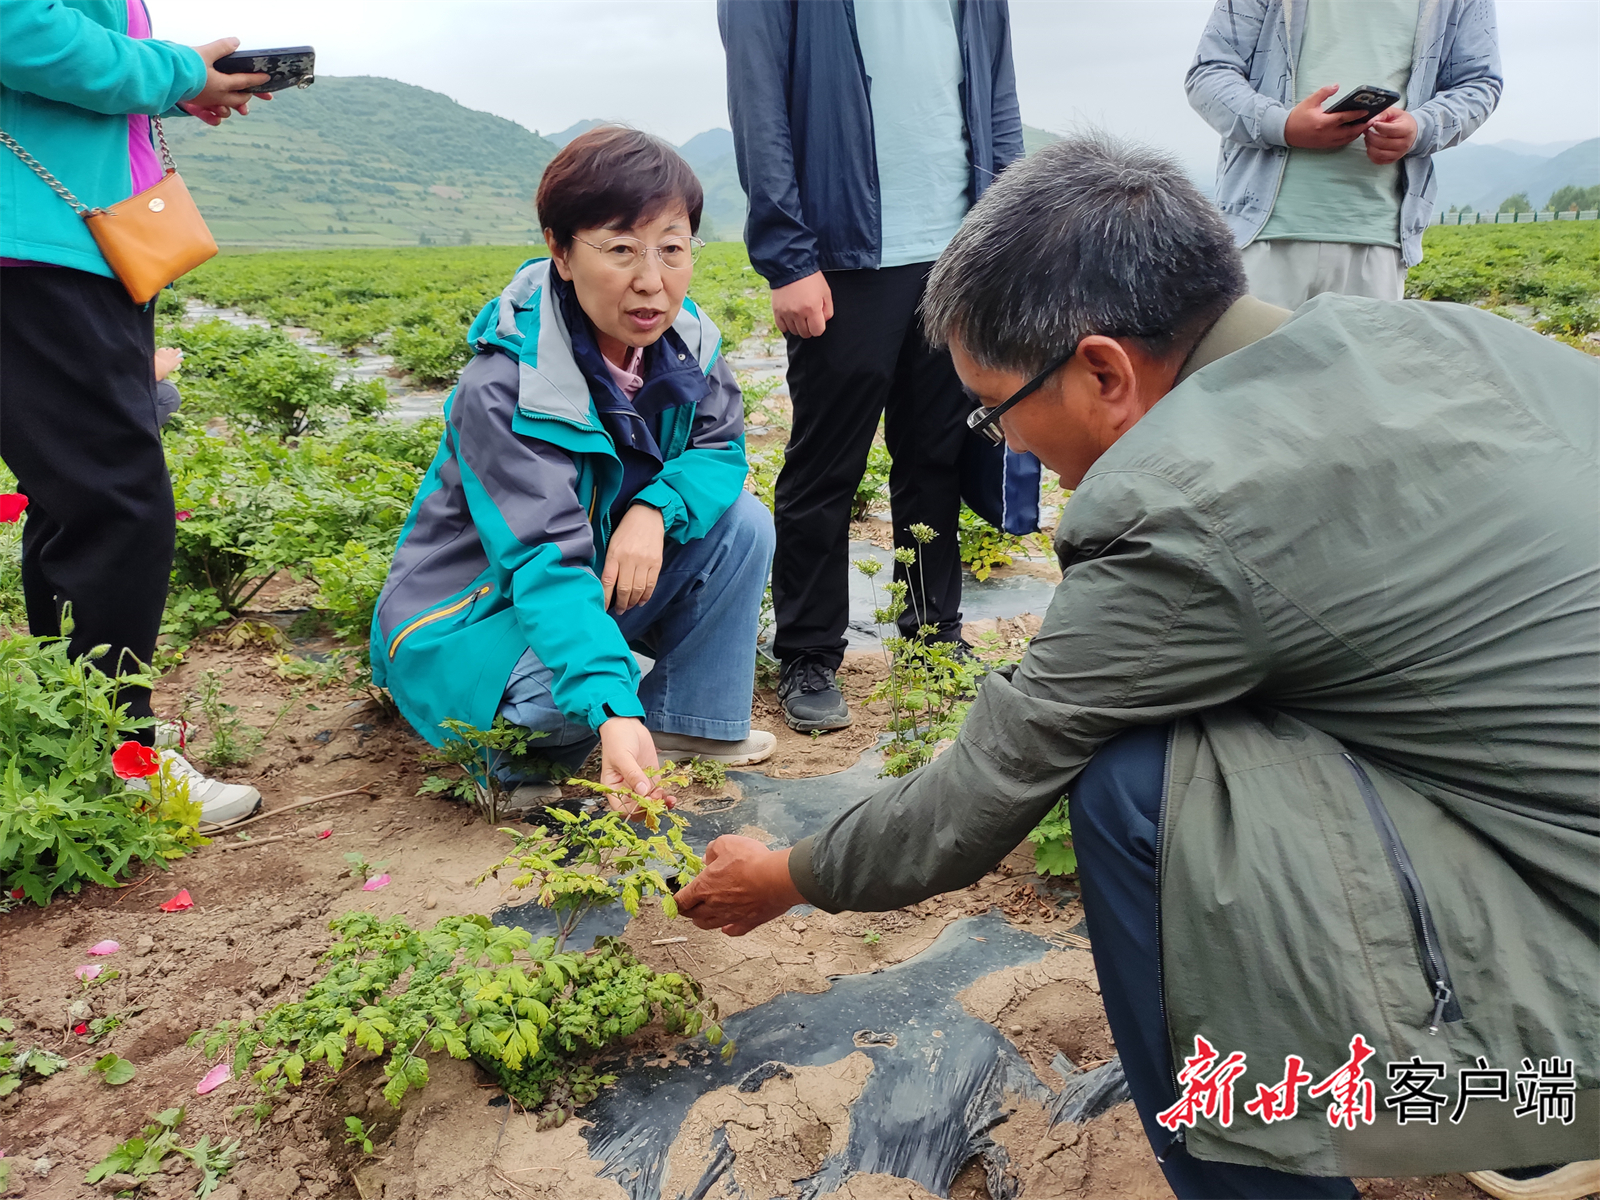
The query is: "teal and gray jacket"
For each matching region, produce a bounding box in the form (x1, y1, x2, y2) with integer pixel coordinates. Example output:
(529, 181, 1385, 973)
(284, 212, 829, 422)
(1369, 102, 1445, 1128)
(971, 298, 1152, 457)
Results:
(1186, 0, 1502, 266)
(371, 258, 748, 747)
(0, 0, 204, 274)
(789, 296, 1598, 1176)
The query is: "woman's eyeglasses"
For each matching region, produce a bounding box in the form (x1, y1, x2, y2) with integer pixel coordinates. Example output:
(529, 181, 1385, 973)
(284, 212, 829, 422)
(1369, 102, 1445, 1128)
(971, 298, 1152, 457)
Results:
(966, 349, 1076, 445)
(574, 235, 705, 272)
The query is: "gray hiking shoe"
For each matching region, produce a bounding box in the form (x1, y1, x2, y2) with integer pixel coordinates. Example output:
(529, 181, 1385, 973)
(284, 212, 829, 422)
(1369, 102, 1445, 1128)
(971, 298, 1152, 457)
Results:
(777, 657, 852, 733)
(653, 730, 777, 766)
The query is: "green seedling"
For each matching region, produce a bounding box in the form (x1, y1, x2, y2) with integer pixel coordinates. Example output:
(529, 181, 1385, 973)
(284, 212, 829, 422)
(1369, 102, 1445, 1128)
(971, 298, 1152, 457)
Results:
(343, 1115, 375, 1154)
(85, 1106, 239, 1198)
(342, 851, 388, 882)
(417, 717, 551, 823)
(88, 1052, 137, 1086)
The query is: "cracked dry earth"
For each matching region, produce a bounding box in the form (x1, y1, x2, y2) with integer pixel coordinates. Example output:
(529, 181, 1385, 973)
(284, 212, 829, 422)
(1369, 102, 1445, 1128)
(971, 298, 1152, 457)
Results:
(2, 621, 1498, 1200)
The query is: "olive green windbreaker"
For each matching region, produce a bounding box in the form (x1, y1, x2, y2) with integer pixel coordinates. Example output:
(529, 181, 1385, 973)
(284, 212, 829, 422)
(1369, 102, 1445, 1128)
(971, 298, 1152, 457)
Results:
(788, 294, 1599, 1176)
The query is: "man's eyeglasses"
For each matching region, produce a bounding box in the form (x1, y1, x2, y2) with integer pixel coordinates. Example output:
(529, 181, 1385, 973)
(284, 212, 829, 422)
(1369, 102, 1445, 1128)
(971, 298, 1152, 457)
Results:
(573, 234, 705, 272)
(965, 349, 1076, 446)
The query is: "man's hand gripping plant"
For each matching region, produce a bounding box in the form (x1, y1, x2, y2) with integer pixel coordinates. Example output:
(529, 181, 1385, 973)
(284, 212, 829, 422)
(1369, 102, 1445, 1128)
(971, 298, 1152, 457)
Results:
(192, 792, 727, 1129)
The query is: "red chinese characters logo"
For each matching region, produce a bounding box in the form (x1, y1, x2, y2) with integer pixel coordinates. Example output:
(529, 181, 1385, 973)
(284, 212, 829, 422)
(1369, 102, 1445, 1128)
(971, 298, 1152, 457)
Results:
(1156, 1035, 1250, 1131)
(1309, 1034, 1377, 1129)
(1244, 1054, 1314, 1124)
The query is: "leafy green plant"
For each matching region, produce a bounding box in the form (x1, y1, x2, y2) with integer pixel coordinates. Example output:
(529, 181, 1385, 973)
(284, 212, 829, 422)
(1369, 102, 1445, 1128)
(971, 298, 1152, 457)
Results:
(417, 717, 554, 823)
(854, 533, 984, 777)
(311, 539, 390, 646)
(343, 1115, 375, 1154)
(194, 897, 724, 1129)
(746, 441, 784, 513)
(676, 757, 728, 791)
(1027, 797, 1077, 876)
(88, 1052, 137, 1086)
(85, 1106, 239, 1198)
(2, 1018, 69, 1096)
(193, 668, 260, 770)
(958, 504, 1027, 581)
(736, 370, 782, 420)
(853, 443, 892, 520)
(342, 851, 388, 882)
(861, 929, 881, 946)
(1, 628, 207, 905)
(156, 318, 388, 439)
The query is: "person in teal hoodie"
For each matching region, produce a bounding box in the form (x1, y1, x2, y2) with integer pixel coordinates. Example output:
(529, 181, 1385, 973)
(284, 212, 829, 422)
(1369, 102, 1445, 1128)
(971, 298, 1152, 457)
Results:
(372, 128, 776, 807)
(1, 1, 268, 824)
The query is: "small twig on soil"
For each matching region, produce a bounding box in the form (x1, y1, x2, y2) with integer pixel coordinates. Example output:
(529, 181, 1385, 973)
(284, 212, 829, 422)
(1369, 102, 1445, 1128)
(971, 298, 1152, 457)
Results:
(215, 835, 289, 852)
(198, 783, 377, 834)
(650, 936, 689, 945)
(110, 874, 155, 905)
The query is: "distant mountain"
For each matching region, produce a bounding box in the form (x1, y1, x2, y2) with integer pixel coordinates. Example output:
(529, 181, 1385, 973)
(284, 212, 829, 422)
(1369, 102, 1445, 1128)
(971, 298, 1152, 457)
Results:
(1431, 137, 1600, 212)
(165, 76, 558, 247)
(1482, 138, 1586, 159)
(1022, 123, 1061, 155)
(546, 119, 611, 147)
(678, 128, 736, 173)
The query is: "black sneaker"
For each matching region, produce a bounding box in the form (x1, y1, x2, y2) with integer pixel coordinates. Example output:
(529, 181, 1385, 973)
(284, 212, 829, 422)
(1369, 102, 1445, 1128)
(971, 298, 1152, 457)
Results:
(777, 657, 852, 733)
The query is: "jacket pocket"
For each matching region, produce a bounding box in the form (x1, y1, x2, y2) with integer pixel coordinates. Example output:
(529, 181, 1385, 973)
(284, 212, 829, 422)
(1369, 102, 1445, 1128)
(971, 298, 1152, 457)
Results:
(386, 585, 492, 660)
(1342, 753, 1463, 1034)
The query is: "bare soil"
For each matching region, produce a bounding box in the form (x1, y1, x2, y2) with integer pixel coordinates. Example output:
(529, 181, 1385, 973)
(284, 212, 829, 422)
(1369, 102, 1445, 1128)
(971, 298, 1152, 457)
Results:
(0, 622, 1494, 1200)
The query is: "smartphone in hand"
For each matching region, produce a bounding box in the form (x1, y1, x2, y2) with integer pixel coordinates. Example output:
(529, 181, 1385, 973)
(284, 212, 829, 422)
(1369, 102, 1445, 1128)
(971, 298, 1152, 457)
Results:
(1324, 84, 1401, 118)
(213, 46, 315, 93)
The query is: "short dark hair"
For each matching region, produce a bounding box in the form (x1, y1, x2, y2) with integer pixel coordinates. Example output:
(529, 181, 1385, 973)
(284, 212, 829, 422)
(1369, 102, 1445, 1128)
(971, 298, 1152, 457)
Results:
(923, 133, 1247, 373)
(536, 126, 703, 251)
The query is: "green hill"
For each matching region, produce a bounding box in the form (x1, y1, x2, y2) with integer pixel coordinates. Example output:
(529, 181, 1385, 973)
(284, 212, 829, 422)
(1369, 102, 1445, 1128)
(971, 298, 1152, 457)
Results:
(164, 76, 558, 247)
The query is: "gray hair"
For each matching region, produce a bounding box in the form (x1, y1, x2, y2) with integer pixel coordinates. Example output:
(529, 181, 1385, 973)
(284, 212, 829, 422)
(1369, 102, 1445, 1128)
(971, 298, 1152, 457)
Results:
(922, 133, 1246, 375)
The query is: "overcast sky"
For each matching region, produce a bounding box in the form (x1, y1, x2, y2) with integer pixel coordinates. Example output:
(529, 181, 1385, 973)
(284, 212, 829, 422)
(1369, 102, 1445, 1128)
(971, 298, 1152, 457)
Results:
(152, 0, 1599, 171)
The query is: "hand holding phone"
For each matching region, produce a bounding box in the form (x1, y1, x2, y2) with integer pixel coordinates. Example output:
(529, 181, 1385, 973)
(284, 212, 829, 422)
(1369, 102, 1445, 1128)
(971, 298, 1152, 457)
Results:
(212, 46, 315, 94)
(1325, 84, 1402, 119)
(1285, 84, 1375, 151)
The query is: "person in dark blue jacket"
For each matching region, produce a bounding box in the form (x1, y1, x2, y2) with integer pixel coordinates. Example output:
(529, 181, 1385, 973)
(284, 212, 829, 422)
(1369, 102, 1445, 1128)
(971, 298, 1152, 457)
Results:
(719, 0, 1027, 733)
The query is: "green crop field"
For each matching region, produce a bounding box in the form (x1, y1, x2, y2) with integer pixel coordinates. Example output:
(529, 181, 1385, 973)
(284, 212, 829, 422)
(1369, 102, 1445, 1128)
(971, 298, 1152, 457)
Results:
(166, 242, 769, 384)
(1409, 220, 1600, 350)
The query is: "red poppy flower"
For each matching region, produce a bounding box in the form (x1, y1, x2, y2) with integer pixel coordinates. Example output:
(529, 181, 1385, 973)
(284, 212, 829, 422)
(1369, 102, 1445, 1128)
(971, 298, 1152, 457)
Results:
(111, 741, 161, 780)
(175, 510, 193, 521)
(0, 494, 26, 523)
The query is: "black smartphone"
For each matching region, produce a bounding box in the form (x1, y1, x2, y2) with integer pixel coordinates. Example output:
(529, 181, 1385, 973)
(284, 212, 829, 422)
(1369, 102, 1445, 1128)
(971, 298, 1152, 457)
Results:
(212, 46, 315, 94)
(1324, 84, 1400, 118)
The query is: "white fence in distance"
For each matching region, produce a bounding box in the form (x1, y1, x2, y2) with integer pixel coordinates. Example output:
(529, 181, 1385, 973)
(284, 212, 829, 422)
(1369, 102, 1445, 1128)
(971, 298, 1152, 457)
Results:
(1434, 209, 1599, 225)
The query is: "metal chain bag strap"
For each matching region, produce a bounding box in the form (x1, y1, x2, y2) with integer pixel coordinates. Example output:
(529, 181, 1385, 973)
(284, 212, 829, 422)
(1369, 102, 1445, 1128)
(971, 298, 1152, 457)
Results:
(0, 117, 216, 303)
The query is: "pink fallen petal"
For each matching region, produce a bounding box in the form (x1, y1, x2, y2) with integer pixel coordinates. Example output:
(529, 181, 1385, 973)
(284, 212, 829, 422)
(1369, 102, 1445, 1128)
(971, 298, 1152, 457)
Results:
(88, 940, 120, 956)
(362, 874, 390, 891)
(196, 1062, 233, 1094)
(158, 889, 194, 913)
(316, 828, 333, 839)
(75, 964, 102, 982)
(73, 1023, 89, 1036)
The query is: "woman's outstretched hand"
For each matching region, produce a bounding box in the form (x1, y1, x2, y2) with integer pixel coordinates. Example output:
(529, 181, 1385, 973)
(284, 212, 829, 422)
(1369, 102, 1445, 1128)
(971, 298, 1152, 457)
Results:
(603, 503, 664, 614)
(675, 836, 804, 936)
(598, 716, 672, 815)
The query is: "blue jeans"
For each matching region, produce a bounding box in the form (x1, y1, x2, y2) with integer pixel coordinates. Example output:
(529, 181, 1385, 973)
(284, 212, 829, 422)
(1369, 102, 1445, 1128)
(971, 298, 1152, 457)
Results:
(498, 492, 773, 772)
(1069, 724, 1360, 1200)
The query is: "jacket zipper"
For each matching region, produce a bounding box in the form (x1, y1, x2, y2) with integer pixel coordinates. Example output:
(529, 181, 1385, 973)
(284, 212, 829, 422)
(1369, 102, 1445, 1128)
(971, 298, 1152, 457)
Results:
(386, 585, 491, 660)
(1342, 753, 1461, 1034)
(1154, 722, 1184, 1160)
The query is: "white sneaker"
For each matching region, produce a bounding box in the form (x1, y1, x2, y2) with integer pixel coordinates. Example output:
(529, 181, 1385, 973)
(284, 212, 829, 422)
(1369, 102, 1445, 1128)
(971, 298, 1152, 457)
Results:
(153, 719, 191, 751)
(653, 730, 777, 767)
(126, 749, 261, 826)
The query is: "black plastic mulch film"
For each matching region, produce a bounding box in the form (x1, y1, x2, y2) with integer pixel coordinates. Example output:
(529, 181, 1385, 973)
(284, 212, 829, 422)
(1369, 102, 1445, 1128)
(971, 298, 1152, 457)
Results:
(496, 754, 1126, 1200)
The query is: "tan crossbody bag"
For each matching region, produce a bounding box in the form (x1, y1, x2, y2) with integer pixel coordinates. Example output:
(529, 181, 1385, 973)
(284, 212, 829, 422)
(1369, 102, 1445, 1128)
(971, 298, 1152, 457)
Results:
(1, 117, 216, 304)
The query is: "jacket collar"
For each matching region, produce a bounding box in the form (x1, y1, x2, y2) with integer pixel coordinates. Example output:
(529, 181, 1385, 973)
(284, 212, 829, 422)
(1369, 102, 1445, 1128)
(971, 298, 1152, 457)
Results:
(1173, 294, 1294, 387)
(466, 257, 724, 431)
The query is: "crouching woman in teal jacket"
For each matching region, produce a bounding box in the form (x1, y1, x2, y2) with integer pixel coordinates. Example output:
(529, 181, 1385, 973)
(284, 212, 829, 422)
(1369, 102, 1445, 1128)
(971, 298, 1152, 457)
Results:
(372, 127, 775, 803)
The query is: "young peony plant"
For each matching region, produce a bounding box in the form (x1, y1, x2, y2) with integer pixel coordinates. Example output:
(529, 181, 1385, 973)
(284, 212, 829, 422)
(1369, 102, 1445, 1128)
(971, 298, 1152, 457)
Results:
(192, 790, 727, 1129)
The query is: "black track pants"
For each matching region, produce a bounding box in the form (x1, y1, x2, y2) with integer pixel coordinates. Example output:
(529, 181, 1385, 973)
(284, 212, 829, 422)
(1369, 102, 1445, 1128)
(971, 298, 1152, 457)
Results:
(772, 262, 970, 668)
(0, 267, 172, 732)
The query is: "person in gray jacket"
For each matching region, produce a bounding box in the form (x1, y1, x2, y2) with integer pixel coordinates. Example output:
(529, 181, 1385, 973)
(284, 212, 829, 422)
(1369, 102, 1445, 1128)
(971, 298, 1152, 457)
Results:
(676, 135, 1597, 1200)
(1186, 0, 1502, 307)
